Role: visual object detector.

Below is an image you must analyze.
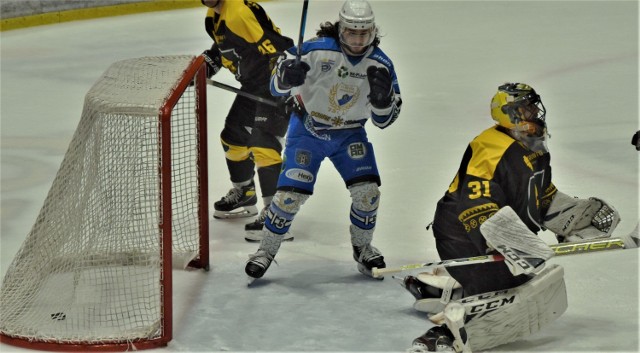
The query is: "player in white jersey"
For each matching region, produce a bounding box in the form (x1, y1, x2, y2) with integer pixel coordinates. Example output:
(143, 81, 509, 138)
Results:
(244, 0, 402, 281)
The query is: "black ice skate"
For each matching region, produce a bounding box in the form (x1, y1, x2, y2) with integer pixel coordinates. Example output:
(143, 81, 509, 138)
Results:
(407, 325, 456, 353)
(244, 206, 294, 242)
(213, 183, 258, 219)
(245, 250, 275, 284)
(353, 244, 385, 279)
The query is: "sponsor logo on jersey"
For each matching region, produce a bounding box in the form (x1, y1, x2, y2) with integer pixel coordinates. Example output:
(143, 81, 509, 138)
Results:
(295, 149, 311, 167)
(285, 168, 314, 183)
(348, 142, 367, 159)
(337, 66, 349, 78)
(371, 54, 392, 67)
(336, 66, 366, 80)
(321, 60, 335, 72)
(355, 166, 372, 172)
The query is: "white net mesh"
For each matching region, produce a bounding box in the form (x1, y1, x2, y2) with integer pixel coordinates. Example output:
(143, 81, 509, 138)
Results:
(0, 55, 205, 346)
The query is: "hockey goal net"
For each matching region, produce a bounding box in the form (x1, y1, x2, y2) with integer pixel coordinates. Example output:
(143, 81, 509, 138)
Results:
(0, 55, 210, 351)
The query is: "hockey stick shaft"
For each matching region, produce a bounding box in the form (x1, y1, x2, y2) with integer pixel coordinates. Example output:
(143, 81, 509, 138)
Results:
(295, 0, 310, 63)
(371, 254, 505, 278)
(206, 79, 277, 107)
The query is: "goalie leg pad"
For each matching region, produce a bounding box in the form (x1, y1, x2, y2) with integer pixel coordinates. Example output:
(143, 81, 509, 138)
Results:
(460, 264, 567, 351)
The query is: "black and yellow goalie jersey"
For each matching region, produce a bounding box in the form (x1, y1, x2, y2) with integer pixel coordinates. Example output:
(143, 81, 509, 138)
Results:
(433, 125, 557, 253)
(205, 0, 293, 88)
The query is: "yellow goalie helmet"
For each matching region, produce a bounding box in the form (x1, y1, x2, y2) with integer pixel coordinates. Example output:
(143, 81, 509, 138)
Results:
(491, 83, 549, 151)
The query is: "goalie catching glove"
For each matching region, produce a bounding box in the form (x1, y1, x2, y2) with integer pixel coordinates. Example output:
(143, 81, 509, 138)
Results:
(543, 191, 620, 243)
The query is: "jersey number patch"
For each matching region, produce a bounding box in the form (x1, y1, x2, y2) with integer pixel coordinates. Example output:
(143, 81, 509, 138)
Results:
(468, 180, 491, 199)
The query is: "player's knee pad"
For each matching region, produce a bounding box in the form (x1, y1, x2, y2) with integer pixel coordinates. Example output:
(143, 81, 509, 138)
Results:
(349, 182, 380, 230)
(272, 190, 309, 214)
(249, 146, 283, 168)
(221, 138, 250, 162)
(265, 190, 309, 234)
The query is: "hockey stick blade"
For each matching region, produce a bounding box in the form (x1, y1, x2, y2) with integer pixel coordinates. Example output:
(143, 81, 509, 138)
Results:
(551, 223, 640, 256)
(371, 254, 504, 278)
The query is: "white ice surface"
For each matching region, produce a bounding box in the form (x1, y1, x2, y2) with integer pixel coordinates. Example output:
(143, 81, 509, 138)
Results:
(1, 1, 638, 352)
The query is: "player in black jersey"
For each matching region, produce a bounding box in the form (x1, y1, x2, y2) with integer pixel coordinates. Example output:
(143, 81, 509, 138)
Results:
(201, 0, 294, 242)
(404, 83, 620, 352)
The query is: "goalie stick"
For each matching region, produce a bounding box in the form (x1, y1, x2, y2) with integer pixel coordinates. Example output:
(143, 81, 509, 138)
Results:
(550, 223, 639, 255)
(374, 206, 552, 278)
(372, 254, 505, 278)
(373, 221, 639, 278)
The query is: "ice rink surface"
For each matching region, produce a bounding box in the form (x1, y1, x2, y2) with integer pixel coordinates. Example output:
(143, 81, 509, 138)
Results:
(1, 1, 638, 352)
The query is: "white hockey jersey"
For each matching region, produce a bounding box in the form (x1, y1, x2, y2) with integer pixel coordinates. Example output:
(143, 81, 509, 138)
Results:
(271, 36, 401, 131)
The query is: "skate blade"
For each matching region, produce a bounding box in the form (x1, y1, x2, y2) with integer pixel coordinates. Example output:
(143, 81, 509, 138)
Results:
(357, 264, 384, 280)
(213, 206, 258, 219)
(247, 276, 257, 286)
(244, 231, 294, 243)
(406, 347, 430, 353)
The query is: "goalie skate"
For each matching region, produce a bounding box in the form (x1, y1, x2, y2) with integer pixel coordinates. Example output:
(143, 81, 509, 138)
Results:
(407, 325, 456, 353)
(213, 183, 258, 219)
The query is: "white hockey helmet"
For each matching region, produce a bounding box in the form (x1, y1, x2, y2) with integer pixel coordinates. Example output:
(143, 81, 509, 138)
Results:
(339, 0, 377, 55)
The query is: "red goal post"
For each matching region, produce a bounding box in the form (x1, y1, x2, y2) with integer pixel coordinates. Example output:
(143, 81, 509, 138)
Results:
(0, 55, 210, 351)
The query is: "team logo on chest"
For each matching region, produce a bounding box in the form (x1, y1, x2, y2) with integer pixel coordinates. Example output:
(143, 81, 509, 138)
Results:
(328, 66, 362, 114)
(329, 84, 360, 113)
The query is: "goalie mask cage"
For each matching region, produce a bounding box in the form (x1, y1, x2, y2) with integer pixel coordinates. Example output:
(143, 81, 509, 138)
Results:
(0, 55, 210, 351)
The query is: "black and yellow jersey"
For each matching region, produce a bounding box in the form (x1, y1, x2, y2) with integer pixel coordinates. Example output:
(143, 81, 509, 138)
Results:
(205, 0, 293, 88)
(433, 125, 557, 252)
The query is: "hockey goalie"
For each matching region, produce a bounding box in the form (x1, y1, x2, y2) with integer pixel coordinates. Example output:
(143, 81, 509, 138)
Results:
(402, 83, 620, 352)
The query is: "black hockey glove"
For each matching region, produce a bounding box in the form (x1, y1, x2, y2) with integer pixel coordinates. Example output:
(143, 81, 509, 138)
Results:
(276, 95, 301, 119)
(277, 59, 310, 88)
(632, 130, 639, 151)
(202, 44, 223, 78)
(367, 66, 394, 109)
